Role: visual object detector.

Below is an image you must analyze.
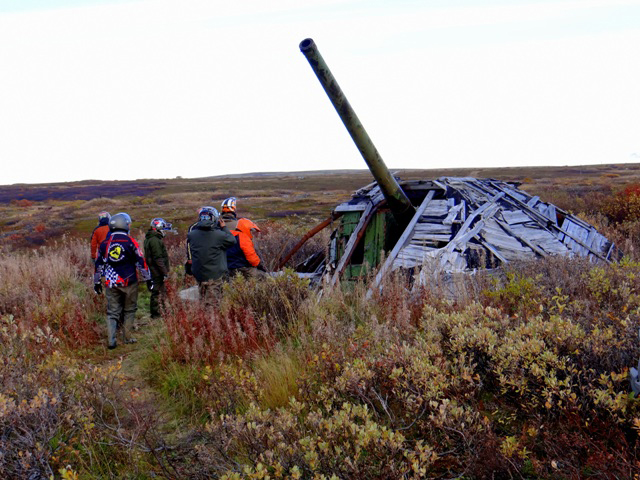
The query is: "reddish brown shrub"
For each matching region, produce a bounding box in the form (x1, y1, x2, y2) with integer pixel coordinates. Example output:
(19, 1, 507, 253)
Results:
(13, 198, 34, 207)
(162, 283, 275, 365)
(603, 183, 640, 223)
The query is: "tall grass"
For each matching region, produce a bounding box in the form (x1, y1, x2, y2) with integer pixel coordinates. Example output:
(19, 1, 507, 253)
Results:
(0, 238, 101, 348)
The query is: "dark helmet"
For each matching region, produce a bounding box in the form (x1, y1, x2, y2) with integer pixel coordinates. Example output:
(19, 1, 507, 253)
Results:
(198, 206, 219, 222)
(109, 212, 132, 232)
(221, 197, 237, 215)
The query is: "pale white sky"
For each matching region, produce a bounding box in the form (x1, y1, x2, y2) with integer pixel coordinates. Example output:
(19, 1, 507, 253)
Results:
(0, 0, 639, 185)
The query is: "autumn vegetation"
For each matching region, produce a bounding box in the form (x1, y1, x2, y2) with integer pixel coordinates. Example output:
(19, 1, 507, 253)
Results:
(2, 165, 640, 478)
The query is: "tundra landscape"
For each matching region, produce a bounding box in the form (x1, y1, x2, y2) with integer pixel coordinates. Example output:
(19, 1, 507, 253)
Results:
(2, 164, 640, 478)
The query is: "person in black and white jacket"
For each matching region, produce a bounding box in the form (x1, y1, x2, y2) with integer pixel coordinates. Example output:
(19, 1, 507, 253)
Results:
(94, 212, 151, 349)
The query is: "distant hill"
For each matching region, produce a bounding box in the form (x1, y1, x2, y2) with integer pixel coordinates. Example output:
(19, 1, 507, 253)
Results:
(2, 162, 639, 204)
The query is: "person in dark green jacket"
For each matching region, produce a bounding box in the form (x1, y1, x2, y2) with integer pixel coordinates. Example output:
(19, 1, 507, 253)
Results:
(144, 218, 172, 318)
(186, 207, 236, 306)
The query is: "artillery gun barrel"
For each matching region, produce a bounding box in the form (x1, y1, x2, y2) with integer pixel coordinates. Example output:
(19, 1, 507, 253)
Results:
(299, 38, 416, 226)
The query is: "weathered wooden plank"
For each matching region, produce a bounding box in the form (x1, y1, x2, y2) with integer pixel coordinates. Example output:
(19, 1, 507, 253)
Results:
(495, 219, 547, 257)
(414, 223, 454, 234)
(445, 220, 485, 254)
(585, 228, 598, 249)
(367, 185, 381, 198)
(474, 235, 509, 263)
(482, 233, 532, 252)
(499, 185, 529, 203)
(606, 242, 615, 260)
(501, 210, 532, 225)
(497, 249, 538, 262)
(397, 245, 440, 260)
(462, 179, 499, 197)
(454, 191, 505, 237)
(509, 224, 561, 244)
(335, 203, 369, 212)
(410, 234, 452, 243)
(538, 241, 570, 255)
(560, 218, 592, 256)
(369, 190, 436, 295)
(590, 234, 609, 255)
(454, 253, 468, 271)
(490, 182, 556, 224)
(544, 204, 557, 224)
(393, 245, 441, 269)
(437, 221, 485, 271)
(527, 196, 540, 207)
(443, 202, 464, 225)
(354, 180, 378, 196)
(421, 200, 450, 218)
(371, 191, 386, 206)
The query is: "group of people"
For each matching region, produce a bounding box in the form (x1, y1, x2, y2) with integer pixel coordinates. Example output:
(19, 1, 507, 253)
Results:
(91, 197, 264, 349)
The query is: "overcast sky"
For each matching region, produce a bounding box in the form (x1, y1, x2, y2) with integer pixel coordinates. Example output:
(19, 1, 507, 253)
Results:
(1, 0, 639, 185)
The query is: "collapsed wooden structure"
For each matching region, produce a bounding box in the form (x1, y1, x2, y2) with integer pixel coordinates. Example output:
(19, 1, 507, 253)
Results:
(291, 39, 620, 288)
(280, 176, 620, 287)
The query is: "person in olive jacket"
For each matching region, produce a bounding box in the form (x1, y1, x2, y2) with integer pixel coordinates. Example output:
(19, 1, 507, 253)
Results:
(186, 207, 236, 306)
(144, 218, 172, 318)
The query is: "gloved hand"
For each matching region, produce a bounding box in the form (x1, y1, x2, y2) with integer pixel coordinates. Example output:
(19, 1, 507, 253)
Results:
(147, 280, 155, 292)
(94, 283, 103, 295)
(256, 262, 267, 272)
(184, 261, 192, 276)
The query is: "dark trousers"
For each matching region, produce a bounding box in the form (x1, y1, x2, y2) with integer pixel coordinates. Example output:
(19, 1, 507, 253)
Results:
(105, 283, 138, 346)
(198, 278, 226, 307)
(149, 276, 166, 318)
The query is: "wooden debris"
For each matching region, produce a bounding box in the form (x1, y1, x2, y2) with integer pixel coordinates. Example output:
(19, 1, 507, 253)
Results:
(293, 176, 620, 287)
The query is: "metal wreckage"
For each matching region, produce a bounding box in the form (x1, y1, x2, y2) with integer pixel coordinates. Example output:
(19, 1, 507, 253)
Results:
(278, 38, 640, 395)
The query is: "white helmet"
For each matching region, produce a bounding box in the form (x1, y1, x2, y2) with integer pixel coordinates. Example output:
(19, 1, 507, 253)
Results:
(221, 197, 237, 214)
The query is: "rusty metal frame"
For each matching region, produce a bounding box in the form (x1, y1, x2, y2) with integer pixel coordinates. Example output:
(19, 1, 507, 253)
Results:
(275, 212, 342, 271)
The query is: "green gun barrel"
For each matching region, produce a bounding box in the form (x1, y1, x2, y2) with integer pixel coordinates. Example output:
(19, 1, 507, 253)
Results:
(299, 38, 416, 226)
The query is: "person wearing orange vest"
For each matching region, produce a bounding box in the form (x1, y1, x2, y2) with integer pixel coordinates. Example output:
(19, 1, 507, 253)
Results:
(221, 197, 267, 278)
(90, 211, 111, 260)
